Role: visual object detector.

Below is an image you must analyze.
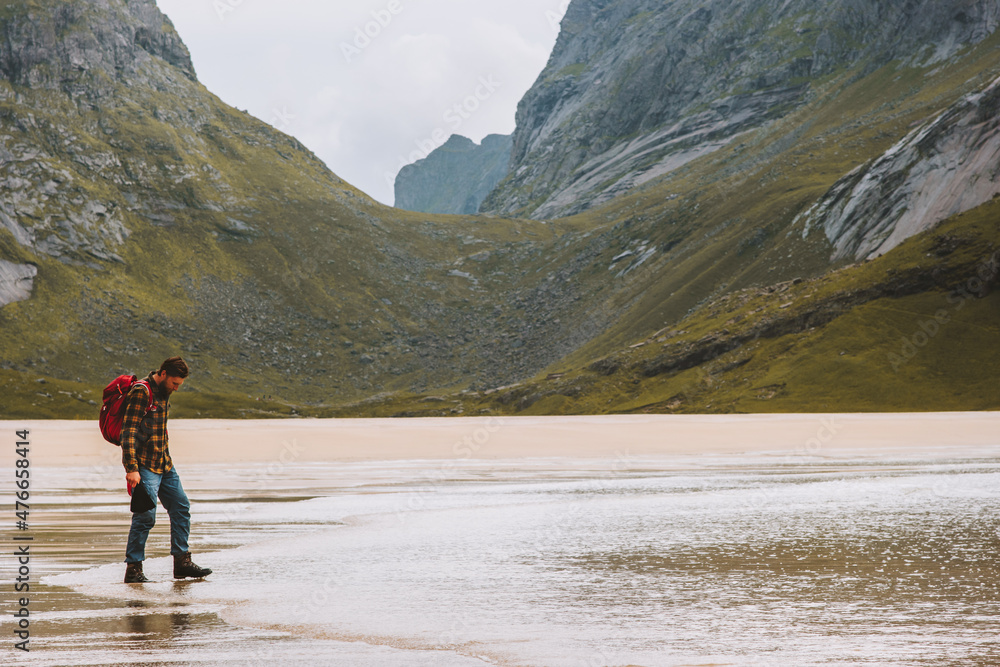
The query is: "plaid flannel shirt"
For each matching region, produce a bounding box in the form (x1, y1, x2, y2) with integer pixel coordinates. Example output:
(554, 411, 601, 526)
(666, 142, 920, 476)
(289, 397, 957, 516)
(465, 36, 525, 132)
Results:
(120, 372, 173, 474)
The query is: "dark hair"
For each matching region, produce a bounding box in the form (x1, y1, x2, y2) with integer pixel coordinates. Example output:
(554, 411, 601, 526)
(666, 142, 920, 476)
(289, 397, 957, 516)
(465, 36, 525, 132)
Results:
(159, 356, 190, 378)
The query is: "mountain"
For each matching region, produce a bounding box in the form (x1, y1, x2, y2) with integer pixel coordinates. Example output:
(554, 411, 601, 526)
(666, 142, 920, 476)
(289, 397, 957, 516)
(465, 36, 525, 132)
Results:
(482, 0, 1000, 220)
(1, 0, 998, 419)
(349, 0, 1000, 415)
(0, 0, 581, 417)
(394, 134, 512, 215)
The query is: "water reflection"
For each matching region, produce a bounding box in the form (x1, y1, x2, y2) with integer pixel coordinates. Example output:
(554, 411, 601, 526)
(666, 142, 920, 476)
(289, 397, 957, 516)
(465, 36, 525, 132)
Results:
(124, 603, 195, 646)
(38, 457, 1000, 666)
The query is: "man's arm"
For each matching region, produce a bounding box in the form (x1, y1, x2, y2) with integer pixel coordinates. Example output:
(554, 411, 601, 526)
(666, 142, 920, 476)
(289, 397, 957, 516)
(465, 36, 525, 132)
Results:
(120, 386, 148, 477)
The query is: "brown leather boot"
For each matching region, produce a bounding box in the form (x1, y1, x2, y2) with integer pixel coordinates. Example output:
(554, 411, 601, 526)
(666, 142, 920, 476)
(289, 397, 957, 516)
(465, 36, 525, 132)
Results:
(173, 552, 212, 579)
(124, 561, 148, 583)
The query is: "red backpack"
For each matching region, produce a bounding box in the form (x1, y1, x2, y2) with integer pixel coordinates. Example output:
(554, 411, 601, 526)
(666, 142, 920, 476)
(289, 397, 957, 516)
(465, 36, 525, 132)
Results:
(99, 375, 153, 445)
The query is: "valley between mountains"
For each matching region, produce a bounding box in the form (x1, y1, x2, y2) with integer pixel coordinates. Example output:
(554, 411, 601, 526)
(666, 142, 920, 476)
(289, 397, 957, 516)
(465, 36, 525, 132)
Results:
(1, 0, 997, 418)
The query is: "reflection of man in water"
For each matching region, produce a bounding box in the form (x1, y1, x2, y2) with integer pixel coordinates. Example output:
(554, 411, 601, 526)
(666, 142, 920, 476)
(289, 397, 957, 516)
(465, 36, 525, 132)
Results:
(121, 356, 212, 584)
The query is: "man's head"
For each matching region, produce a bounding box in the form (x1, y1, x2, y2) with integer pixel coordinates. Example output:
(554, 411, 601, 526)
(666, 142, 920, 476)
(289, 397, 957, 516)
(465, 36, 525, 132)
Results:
(152, 356, 189, 394)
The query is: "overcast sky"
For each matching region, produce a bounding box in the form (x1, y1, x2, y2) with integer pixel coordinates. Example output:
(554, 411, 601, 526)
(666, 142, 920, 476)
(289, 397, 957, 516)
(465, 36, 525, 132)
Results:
(156, 0, 569, 206)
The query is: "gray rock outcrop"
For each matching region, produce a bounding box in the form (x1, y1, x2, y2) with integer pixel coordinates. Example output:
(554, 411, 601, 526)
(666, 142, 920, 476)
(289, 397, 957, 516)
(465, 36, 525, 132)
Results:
(394, 134, 512, 215)
(0, 260, 37, 307)
(0, 0, 196, 267)
(482, 0, 1000, 220)
(0, 0, 195, 94)
(798, 73, 1000, 261)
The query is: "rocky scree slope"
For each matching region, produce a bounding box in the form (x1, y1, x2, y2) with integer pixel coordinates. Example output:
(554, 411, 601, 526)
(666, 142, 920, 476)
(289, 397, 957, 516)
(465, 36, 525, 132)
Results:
(350, 197, 1000, 417)
(482, 0, 1000, 220)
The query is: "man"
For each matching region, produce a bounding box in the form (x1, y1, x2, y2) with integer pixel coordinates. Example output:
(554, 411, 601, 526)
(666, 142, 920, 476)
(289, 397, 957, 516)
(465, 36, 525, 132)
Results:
(121, 356, 212, 584)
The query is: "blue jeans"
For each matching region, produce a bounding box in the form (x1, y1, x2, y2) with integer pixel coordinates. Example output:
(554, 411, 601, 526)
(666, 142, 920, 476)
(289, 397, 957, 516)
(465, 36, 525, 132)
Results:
(124, 466, 191, 563)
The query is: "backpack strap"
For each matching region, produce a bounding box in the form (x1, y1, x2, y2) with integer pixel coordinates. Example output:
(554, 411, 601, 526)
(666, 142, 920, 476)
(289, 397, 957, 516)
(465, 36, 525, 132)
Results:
(134, 379, 154, 415)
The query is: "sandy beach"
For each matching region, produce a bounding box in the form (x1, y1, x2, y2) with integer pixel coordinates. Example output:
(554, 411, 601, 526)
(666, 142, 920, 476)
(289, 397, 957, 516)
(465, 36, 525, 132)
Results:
(4, 412, 999, 469)
(4, 413, 1000, 666)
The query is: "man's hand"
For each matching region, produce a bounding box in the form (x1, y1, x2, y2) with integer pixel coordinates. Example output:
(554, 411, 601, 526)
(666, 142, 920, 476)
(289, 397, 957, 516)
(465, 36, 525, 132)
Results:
(126, 471, 141, 489)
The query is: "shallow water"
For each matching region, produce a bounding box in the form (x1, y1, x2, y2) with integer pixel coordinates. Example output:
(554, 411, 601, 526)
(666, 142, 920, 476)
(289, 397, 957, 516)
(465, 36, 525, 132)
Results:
(26, 452, 1000, 666)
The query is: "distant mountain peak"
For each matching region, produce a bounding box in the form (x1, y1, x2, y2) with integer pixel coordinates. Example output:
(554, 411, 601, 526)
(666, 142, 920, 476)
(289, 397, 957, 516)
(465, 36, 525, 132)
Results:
(394, 134, 512, 215)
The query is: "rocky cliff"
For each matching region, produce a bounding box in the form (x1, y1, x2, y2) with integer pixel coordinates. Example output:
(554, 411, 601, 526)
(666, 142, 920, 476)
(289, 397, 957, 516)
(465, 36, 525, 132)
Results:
(483, 0, 1000, 220)
(394, 134, 512, 215)
(0, 0, 194, 89)
(0, 0, 196, 266)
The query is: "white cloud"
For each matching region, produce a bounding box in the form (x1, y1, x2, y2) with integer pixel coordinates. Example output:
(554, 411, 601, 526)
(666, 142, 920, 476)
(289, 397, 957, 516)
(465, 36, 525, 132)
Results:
(156, 0, 567, 205)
